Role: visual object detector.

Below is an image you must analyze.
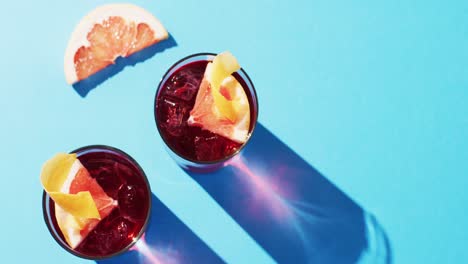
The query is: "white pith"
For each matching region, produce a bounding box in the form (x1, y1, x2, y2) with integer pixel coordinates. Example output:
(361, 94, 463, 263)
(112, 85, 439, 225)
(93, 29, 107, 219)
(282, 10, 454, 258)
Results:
(60, 160, 81, 193)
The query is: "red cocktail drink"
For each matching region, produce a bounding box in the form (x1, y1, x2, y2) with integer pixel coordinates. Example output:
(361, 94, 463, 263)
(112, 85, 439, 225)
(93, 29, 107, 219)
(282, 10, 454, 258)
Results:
(155, 53, 258, 171)
(42, 145, 151, 259)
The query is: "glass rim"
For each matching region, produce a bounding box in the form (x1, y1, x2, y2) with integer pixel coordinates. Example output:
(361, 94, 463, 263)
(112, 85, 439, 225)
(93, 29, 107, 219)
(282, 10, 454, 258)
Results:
(42, 144, 152, 260)
(154, 52, 259, 165)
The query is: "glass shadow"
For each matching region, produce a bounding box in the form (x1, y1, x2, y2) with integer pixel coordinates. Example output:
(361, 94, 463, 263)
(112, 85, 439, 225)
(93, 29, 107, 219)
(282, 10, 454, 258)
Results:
(187, 123, 392, 264)
(73, 34, 177, 97)
(97, 193, 224, 264)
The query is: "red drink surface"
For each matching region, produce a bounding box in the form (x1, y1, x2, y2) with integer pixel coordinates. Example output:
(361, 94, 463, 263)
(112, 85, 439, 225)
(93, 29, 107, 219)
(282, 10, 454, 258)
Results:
(48, 148, 150, 257)
(156, 60, 254, 162)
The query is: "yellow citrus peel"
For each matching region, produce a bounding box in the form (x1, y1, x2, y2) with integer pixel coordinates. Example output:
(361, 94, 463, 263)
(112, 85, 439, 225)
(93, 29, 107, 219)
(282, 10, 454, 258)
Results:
(40, 153, 100, 220)
(222, 76, 250, 117)
(188, 51, 251, 143)
(208, 51, 241, 122)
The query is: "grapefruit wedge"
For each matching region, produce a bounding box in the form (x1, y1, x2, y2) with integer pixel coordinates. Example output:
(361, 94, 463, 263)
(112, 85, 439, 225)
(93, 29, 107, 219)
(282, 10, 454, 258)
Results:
(188, 52, 251, 143)
(41, 153, 117, 248)
(64, 3, 168, 84)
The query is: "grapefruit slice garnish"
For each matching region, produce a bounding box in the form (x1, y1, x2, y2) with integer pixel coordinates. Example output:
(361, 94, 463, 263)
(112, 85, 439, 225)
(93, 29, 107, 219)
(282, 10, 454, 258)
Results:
(64, 3, 168, 84)
(187, 52, 251, 143)
(40, 153, 117, 248)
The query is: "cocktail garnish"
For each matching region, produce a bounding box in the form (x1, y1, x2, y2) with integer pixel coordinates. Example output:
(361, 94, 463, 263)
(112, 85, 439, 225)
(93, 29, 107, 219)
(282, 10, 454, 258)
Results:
(188, 51, 251, 143)
(40, 153, 117, 248)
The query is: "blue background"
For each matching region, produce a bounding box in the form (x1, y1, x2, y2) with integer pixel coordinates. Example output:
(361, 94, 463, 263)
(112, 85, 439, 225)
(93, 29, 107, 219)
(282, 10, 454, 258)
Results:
(0, 0, 467, 263)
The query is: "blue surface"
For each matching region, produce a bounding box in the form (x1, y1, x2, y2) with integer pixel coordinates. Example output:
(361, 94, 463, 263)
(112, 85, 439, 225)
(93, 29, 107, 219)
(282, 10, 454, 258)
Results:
(0, 0, 467, 263)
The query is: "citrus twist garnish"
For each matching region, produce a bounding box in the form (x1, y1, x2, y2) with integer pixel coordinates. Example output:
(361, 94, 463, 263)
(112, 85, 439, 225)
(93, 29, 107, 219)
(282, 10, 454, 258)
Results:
(40, 153, 100, 219)
(209, 51, 241, 122)
(188, 51, 251, 143)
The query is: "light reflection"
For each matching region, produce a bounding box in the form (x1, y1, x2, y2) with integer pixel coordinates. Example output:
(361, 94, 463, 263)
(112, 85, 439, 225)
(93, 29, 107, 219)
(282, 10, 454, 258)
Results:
(227, 155, 293, 220)
(131, 233, 179, 264)
(228, 155, 329, 223)
(228, 155, 337, 222)
(227, 155, 332, 257)
(228, 154, 391, 263)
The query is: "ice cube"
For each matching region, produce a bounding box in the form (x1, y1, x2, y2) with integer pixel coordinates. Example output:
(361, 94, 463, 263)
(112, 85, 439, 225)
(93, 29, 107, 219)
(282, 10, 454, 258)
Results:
(194, 135, 218, 161)
(159, 96, 190, 137)
(118, 184, 146, 221)
(78, 215, 134, 255)
(91, 164, 123, 199)
(114, 162, 134, 183)
(110, 217, 132, 246)
(164, 68, 203, 101)
(194, 134, 240, 161)
(79, 224, 113, 255)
